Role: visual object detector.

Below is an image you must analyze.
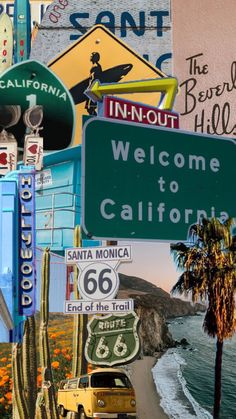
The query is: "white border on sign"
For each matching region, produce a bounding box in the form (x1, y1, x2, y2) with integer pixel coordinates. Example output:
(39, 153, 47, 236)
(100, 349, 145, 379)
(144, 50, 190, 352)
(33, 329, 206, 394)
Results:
(65, 245, 132, 265)
(64, 299, 134, 314)
(85, 311, 140, 366)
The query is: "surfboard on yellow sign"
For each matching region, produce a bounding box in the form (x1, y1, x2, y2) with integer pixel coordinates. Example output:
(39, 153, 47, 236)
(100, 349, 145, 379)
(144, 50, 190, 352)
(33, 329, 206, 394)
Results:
(49, 24, 168, 146)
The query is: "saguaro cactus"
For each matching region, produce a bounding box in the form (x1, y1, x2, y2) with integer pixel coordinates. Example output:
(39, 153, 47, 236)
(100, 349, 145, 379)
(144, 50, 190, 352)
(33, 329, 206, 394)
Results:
(22, 316, 37, 419)
(35, 248, 59, 419)
(72, 226, 88, 377)
(12, 342, 29, 419)
(12, 318, 37, 419)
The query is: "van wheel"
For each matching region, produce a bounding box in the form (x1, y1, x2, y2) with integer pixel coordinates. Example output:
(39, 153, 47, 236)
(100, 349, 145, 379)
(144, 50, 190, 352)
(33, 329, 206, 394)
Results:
(58, 405, 67, 417)
(79, 408, 87, 419)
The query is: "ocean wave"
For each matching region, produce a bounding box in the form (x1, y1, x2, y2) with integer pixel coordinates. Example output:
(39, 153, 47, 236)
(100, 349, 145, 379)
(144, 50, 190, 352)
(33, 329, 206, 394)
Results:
(152, 350, 213, 419)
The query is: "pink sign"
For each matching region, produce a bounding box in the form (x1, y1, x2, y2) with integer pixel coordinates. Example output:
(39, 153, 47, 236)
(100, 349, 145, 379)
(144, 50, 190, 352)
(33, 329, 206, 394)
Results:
(173, 0, 236, 137)
(102, 96, 179, 129)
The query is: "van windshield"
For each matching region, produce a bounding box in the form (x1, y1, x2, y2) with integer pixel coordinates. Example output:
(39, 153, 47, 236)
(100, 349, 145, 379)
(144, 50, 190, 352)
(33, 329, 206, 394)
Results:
(91, 372, 132, 389)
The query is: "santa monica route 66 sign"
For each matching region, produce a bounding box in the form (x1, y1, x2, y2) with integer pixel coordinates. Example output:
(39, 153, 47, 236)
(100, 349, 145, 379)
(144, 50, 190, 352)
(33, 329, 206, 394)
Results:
(85, 311, 140, 366)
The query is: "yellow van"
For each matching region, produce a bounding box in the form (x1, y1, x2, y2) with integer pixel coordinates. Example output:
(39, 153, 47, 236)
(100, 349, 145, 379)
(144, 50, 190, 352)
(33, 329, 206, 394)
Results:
(57, 367, 136, 419)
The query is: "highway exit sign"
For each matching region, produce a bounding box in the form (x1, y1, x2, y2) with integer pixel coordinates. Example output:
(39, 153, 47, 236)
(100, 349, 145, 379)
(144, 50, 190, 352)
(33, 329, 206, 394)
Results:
(82, 118, 236, 241)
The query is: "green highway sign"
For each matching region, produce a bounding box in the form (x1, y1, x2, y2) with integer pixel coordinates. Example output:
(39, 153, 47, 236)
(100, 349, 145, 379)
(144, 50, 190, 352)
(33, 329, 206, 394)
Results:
(0, 60, 75, 150)
(82, 118, 236, 241)
(85, 312, 140, 366)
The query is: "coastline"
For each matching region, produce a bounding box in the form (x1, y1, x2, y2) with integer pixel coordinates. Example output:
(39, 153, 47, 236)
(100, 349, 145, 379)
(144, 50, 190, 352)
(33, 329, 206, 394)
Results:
(129, 355, 169, 419)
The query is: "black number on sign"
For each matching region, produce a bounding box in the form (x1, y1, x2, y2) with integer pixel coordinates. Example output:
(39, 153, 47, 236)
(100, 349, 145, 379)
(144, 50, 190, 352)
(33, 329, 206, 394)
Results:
(84, 269, 97, 294)
(83, 268, 113, 295)
(98, 268, 113, 294)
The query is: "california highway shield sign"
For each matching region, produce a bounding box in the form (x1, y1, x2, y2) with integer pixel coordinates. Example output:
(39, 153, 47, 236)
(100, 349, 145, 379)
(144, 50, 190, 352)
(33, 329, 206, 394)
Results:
(85, 312, 140, 366)
(0, 60, 75, 151)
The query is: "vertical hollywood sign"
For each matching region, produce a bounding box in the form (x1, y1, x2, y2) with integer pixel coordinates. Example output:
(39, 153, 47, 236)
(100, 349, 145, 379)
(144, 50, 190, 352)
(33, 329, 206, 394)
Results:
(18, 171, 36, 315)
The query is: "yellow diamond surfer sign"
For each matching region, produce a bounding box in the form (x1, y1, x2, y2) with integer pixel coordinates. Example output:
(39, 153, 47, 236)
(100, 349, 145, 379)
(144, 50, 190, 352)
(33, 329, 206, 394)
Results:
(49, 24, 168, 145)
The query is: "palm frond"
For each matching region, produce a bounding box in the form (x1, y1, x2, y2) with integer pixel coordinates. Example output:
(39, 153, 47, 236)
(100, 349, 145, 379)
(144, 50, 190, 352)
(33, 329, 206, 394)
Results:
(170, 216, 236, 342)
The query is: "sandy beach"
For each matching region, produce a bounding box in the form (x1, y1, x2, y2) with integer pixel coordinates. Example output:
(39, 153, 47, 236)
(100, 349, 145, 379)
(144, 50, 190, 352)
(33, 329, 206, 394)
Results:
(129, 356, 169, 419)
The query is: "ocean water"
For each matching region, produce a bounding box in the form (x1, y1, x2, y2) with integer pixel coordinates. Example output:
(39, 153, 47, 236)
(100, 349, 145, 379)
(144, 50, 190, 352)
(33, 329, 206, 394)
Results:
(152, 314, 236, 419)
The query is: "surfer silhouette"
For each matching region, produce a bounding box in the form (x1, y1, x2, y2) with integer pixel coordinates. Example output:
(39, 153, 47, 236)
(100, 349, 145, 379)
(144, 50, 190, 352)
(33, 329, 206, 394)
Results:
(85, 52, 102, 115)
(69, 54, 133, 110)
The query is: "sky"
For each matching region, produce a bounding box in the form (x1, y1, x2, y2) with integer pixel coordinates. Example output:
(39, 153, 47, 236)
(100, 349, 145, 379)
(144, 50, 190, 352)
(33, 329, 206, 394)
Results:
(117, 241, 179, 292)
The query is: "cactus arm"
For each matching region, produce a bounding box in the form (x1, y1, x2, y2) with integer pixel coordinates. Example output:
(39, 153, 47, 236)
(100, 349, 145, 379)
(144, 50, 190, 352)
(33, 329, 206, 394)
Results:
(72, 226, 88, 377)
(12, 343, 30, 419)
(36, 248, 59, 419)
(28, 316, 38, 412)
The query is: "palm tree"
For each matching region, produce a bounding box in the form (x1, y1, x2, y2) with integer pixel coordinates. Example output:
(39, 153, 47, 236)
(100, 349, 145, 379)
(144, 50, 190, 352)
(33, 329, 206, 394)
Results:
(170, 217, 236, 419)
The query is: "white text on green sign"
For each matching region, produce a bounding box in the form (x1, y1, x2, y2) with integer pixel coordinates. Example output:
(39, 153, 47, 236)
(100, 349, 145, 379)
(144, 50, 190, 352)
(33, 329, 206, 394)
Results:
(82, 118, 235, 241)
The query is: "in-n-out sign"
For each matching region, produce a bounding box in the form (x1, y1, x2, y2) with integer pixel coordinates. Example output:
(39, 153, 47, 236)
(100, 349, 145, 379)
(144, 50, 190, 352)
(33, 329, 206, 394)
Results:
(66, 245, 131, 265)
(101, 96, 179, 129)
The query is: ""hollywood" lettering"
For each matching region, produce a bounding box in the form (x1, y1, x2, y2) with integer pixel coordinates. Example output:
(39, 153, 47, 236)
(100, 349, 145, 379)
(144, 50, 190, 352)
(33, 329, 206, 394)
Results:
(19, 173, 35, 313)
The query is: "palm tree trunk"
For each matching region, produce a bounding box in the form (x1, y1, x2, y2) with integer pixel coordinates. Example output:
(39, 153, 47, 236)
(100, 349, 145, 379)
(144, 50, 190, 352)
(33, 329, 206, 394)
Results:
(213, 339, 223, 419)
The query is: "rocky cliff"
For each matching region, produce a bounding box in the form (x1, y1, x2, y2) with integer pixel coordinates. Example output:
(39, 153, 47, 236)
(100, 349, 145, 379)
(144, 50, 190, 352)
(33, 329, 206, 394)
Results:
(118, 273, 205, 356)
(135, 305, 174, 356)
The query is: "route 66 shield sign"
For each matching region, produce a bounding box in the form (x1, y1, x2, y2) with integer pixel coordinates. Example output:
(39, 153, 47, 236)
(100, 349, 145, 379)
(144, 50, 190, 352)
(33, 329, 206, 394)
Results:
(85, 311, 140, 366)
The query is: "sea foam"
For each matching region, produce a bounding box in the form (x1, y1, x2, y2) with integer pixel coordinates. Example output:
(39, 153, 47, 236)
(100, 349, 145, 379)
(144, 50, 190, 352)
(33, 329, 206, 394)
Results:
(152, 350, 213, 419)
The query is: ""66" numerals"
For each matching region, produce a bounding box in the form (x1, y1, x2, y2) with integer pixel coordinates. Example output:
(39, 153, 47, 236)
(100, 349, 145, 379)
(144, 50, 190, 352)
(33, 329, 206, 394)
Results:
(95, 334, 128, 359)
(78, 262, 119, 300)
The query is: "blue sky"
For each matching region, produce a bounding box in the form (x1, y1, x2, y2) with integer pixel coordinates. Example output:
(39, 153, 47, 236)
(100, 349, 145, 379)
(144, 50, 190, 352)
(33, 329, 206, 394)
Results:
(118, 241, 179, 292)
